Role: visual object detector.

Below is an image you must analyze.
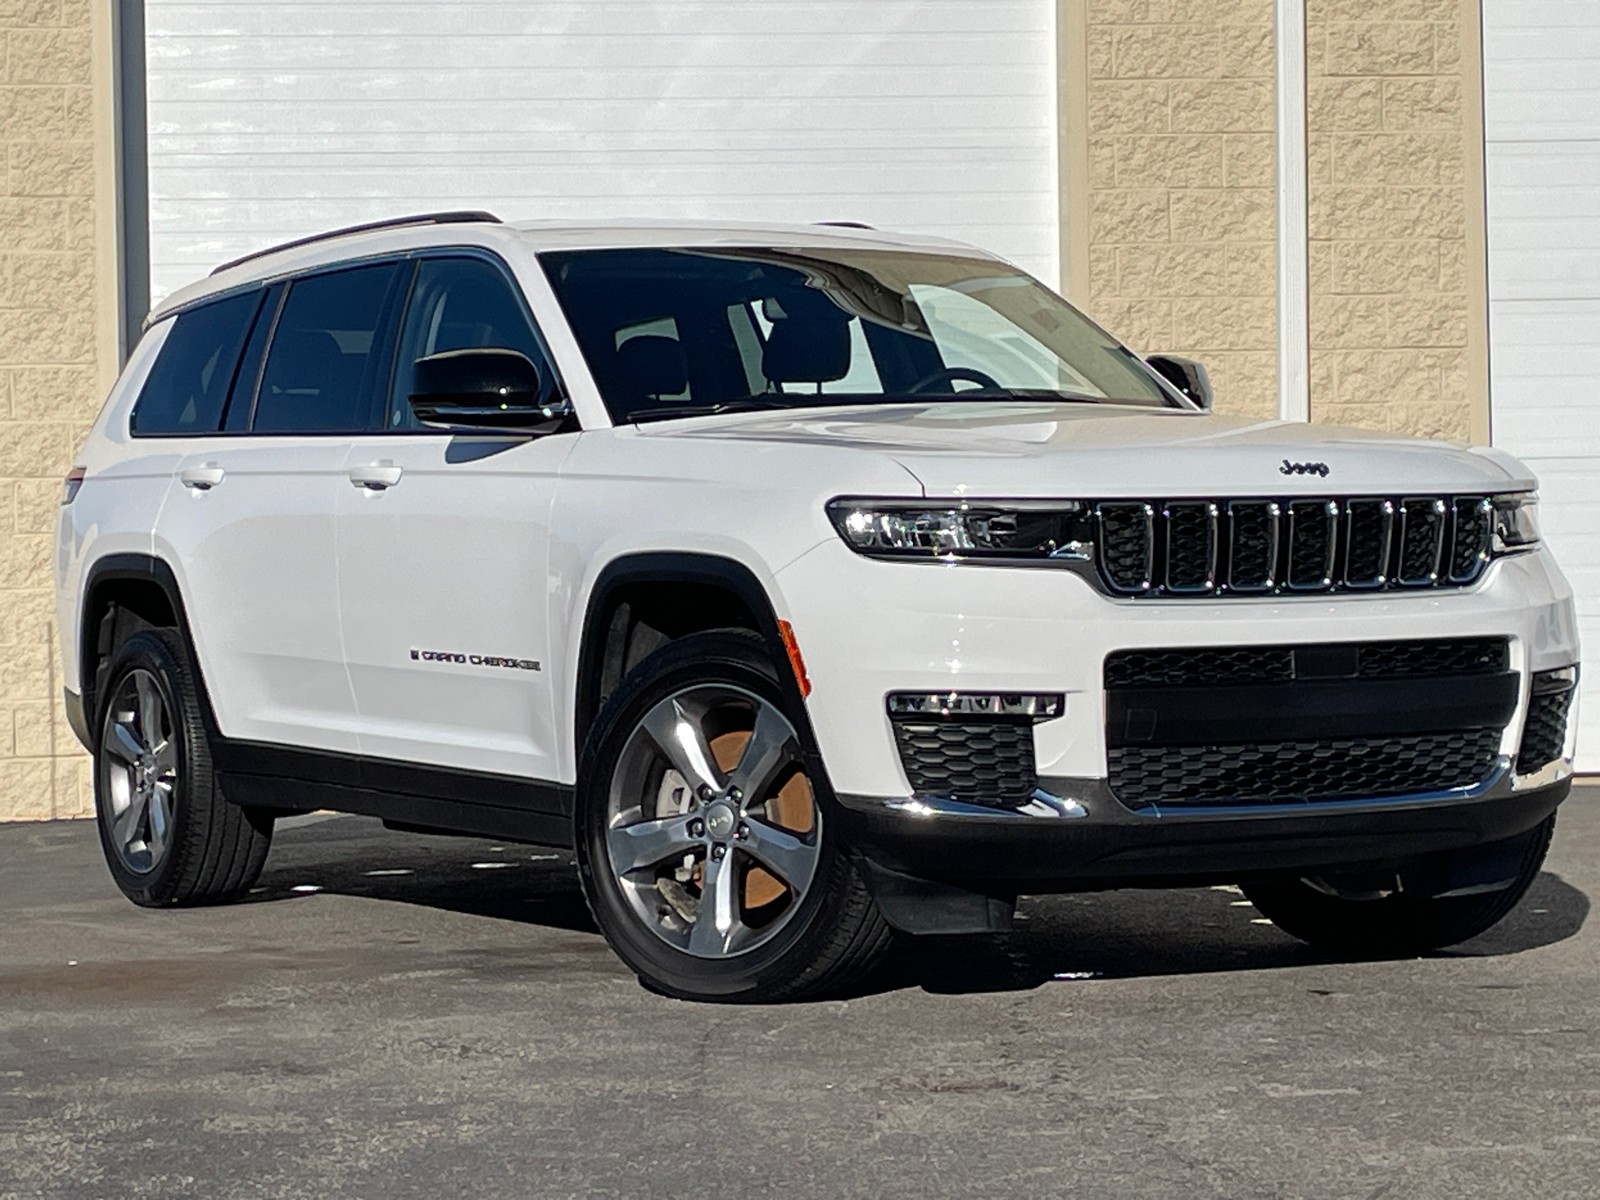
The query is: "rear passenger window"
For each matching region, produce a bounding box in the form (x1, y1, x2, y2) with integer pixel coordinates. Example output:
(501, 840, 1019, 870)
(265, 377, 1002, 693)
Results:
(130, 290, 262, 436)
(252, 263, 399, 433)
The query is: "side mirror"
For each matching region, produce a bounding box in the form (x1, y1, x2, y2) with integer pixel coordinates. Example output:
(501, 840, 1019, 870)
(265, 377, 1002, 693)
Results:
(1145, 353, 1213, 411)
(408, 347, 574, 432)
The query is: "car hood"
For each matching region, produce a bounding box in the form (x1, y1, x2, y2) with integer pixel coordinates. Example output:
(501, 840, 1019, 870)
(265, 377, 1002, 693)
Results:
(649, 402, 1534, 497)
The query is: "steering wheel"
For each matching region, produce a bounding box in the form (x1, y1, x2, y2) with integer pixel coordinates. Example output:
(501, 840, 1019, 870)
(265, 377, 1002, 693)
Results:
(907, 366, 1006, 394)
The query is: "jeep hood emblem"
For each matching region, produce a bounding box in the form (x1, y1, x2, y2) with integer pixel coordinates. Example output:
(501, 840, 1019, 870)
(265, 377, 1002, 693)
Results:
(1280, 459, 1330, 477)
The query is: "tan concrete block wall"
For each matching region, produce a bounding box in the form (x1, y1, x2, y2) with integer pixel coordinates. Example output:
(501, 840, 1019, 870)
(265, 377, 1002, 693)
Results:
(1082, 0, 1280, 419)
(1307, 0, 1484, 439)
(0, 0, 105, 821)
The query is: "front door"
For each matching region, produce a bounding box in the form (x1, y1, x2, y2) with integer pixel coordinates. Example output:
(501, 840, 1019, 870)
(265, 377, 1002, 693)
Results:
(336, 255, 576, 786)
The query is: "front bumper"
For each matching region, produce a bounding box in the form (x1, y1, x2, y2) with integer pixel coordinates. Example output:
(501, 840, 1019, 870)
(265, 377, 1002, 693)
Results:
(777, 539, 1579, 799)
(835, 762, 1571, 895)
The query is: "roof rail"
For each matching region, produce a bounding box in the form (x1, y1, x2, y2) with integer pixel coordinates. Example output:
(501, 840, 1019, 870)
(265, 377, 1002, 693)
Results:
(210, 210, 503, 276)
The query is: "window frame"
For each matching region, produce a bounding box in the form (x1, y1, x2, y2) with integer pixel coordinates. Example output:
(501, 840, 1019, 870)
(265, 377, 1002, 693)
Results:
(127, 284, 268, 438)
(130, 245, 568, 439)
(366, 248, 570, 437)
(242, 258, 409, 437)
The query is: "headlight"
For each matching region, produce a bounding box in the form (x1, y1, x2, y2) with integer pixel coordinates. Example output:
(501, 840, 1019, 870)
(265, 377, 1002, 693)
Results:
(1492, 493, 1540, 555)
(826, 499, 1093, 562)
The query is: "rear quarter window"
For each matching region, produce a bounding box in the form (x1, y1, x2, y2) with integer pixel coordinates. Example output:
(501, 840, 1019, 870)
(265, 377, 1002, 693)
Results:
(130, 289, 263, 436)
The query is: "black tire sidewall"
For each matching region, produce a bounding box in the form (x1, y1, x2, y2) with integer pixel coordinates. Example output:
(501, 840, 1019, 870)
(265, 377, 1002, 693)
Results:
(1243, 814, 1556, 955)
(574, 629, 859, 1001)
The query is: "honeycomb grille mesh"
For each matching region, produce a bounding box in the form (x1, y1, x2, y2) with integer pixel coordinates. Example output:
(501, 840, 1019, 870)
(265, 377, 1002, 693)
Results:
(1343, 499, 1391, 586)
(1109, 729, 1502, 806)
(1104, 638, 1508, 688)
(1518, 690, 1574, 773)
(891, 719, 1037, 805)
(1100, 503, 1153, 592)
(1093, 493, 1491, 597)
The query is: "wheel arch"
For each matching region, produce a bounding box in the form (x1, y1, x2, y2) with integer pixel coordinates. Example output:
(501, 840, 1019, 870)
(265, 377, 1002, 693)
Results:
(78, 554, 217, 750)
(572, 552, 809, 760)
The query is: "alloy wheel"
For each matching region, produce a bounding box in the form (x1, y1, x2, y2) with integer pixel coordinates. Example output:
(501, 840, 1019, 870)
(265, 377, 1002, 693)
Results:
(604, 684, 821, 958)
(99, 668, 179, 876)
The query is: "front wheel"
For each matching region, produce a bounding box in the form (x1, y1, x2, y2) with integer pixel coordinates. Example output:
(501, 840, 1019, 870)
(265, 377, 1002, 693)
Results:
(575, 630, 892, 1002)
(1243, 815, 1555, 955)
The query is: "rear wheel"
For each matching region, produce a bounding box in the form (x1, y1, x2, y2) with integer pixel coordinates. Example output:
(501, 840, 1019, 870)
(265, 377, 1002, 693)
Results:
(1243, 815, 1554, 955)
(575, 630, 892, 1002)
(94, 629, 273, 907)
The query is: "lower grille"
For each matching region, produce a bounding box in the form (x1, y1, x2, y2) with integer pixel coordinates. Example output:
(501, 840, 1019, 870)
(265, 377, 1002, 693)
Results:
(1518, 689, 1574, 773)
(1109, 729, 1503, 806)
(1104, 637, 1508, 689)
(891, 718, 1036, 805)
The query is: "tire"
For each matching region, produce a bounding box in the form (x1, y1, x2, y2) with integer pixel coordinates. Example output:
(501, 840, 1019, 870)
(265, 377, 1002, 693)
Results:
(93, 628, 273, 907)
(1242, 815, 1555, 955)
(574, 629, 893, 1002)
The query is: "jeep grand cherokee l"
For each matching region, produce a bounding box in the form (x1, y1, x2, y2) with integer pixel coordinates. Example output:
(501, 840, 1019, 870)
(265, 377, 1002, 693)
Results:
(56, 212, 1578, 1001)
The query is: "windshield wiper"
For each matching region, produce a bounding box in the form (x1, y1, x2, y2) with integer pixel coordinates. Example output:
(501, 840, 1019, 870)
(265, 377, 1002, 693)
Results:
(626, 400, 795, 425)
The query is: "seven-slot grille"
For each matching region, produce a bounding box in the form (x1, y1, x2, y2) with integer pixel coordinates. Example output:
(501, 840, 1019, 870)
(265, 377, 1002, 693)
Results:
(1095, 494, 1493, 597)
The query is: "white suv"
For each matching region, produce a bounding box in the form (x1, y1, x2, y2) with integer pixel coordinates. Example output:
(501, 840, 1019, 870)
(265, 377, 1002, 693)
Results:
(57, 212, 1579, 1001)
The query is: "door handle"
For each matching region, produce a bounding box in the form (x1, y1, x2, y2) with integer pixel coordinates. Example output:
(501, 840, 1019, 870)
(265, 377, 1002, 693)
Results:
(180, 464, 225, 490)
(349, 462, 403, 490)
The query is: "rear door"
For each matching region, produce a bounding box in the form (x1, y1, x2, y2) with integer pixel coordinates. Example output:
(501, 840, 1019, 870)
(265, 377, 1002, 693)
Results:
(335, 254, 576, 785)
(160, 261, 404, 752)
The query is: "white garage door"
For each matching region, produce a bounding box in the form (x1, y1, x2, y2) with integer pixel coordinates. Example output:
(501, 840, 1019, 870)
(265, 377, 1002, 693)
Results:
(1484, 1, 1600, 768)
(143, 1, 1059, 306)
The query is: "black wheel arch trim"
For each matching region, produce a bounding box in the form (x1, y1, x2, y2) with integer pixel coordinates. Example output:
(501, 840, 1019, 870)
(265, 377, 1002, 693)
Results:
(573, 551, 815, 757)
(78, 553, 220, 751)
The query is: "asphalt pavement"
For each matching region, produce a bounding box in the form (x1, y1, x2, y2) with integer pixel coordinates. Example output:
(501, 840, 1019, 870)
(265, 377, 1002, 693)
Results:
(2, 786, 1598, 1199)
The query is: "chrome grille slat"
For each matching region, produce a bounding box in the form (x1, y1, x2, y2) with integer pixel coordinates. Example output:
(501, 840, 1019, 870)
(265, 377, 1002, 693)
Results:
(1448, 497, 1492, 583)
(1397, 496, 1447, 586)
(1163, 501, 1217, 592)
(1342, 498, 1393, 588)
(1091, 492, 1494, 598)
(1098, 502, 1155, 593)
(1226, 500, 1279, 592)
(1286, 499, 1339, 590)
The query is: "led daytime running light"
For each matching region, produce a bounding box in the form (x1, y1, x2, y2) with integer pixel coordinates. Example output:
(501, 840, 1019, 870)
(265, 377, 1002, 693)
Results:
(887, 692, 1064, 721)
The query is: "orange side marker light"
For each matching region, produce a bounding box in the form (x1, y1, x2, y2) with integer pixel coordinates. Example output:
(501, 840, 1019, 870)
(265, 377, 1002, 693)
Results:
(777, 620, 812, 698)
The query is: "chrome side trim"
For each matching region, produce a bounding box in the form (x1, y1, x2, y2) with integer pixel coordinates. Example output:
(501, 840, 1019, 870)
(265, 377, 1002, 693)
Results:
(839, 763, 1541, 823)
(866, 789, 1090, 820)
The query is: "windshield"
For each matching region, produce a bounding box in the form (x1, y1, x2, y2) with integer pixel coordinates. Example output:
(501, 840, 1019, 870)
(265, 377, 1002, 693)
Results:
(538, 247, 1179, 423)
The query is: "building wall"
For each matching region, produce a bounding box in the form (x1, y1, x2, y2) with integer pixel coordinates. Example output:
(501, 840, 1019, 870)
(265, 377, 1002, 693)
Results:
(0, 0, 114, 822)
(1071, 0, 1282, 420)
(1306, 0, 1489, 441)
(1063, 0, 1487, 434)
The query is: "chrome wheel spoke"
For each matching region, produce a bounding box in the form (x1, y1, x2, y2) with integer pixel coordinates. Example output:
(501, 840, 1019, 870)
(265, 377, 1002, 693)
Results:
(112, 790, 148, 851)
(727, 703, 795, 802)
(151, 739, 178, 782)
(146, 786, 172, 862)
(105, 721, 145, 766)
(742, 818, 818, 893)
(640, 699, 723, 795)
(687, 850, 740, 956)
(134, 673, 163, 746)
(607, 813, 699, 877)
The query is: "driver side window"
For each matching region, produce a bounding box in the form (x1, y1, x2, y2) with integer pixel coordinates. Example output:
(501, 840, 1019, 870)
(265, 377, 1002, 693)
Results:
(386, 257, 557, 429)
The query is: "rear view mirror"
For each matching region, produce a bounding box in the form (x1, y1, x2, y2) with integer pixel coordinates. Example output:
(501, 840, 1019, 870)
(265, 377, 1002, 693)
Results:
(1145, 354, 1214, 411)
(408, 348, 574, 432)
